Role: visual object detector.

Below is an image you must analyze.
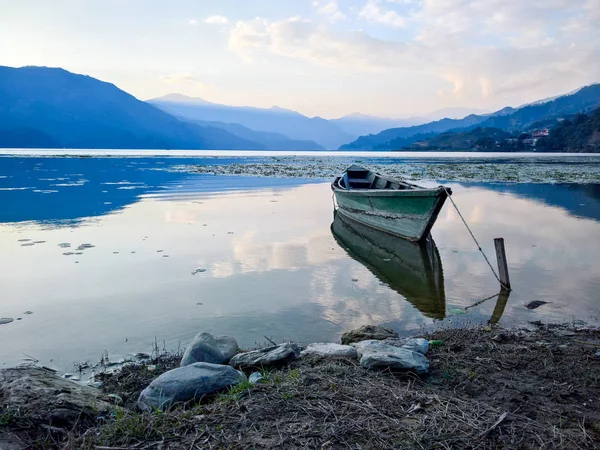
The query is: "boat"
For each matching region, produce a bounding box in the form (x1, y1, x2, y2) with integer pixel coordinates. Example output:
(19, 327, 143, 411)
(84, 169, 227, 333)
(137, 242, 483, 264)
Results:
(331, 211, 446, 319)
(331, 165, 451, 242)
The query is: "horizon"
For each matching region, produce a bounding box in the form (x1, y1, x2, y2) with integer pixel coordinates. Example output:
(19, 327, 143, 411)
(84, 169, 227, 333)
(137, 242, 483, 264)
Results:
(1, 0, 599, 119)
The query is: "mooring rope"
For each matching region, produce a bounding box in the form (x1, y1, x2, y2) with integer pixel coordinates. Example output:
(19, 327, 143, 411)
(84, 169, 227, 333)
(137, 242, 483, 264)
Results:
(442, 187, 510, 290)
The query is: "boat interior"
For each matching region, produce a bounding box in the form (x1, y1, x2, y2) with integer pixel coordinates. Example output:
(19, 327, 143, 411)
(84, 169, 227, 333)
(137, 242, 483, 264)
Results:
(339, 165, 413, 190)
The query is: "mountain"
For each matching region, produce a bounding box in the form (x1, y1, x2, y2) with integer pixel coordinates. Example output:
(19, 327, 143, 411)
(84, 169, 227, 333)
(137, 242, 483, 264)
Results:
(186, 120, 324, 150)
(536, 107, 600, 152)
(0, 66, 265, 150)
(330, 113, 423, 137)
(148, 94, 354, 150)
(474, 84, 600, 131)
(341, 84, 600, 150)
(341, 114, 489, 150)
(419, 107, 491, 121)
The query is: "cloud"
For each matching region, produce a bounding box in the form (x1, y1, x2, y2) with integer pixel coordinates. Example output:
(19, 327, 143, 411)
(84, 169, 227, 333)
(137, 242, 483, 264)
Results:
(358, 0, 408, 27)
(313, 1, 347, 23)
(204, 15, 229, 25)
(228, 0, 600, 105)
(158, 73, 211, 89)
(229, 17, 415, 70)
(188, 19, 198, 26)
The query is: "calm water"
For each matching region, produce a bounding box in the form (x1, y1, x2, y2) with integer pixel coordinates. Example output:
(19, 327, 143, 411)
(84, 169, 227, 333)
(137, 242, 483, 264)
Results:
(1, 155, 599, 375)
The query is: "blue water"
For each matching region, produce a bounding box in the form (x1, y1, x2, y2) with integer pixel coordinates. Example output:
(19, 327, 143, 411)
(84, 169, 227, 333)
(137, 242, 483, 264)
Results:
(0, 155, 599, 377)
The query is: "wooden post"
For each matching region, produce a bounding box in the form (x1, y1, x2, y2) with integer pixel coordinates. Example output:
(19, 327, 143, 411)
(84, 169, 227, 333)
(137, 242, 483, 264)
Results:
(494, 238, 511, 291)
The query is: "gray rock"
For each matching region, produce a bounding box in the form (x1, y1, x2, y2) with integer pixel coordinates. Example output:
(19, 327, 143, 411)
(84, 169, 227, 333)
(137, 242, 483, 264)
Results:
(401, 338, 429, 355)
(301, 343, 357, 359)
(352, 340, 403, 359)
(229, 343, 300, 369)
(137, 363, 246, 412)
(180, 332, 238, 366)
(0, 368, 113, 428)
(341, 325, 399, 345)
(360, 348, 429, 374)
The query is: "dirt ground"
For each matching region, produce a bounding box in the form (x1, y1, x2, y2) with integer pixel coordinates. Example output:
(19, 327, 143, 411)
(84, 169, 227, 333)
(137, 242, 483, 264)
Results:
(2, 323, 600, 449)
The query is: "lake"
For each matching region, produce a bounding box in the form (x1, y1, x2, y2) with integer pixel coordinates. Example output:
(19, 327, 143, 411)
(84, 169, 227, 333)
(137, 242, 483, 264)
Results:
(1, 152, 599, 376)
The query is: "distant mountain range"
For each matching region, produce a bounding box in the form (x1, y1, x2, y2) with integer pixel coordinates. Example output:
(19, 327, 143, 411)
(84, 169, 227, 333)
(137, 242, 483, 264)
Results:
(342, 84, 600, 150)
(0, 66, 266, 150)
(148, 94, 354, 149)
(150, 95, 490, 147)
(1, 65, 598, 152)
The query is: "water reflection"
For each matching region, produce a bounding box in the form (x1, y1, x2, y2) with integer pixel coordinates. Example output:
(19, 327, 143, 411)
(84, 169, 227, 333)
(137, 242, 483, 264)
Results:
(331, 211, 446, 319)
(460, 182, 600, 222)
(0, 157, 309, 224)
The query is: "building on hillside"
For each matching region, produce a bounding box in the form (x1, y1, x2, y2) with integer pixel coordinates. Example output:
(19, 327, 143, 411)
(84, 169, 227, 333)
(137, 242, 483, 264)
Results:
(531, 128, 550, 138)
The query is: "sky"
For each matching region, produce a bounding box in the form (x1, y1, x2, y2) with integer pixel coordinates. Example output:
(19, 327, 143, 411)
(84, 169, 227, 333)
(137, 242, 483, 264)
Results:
(1, 0, 599, 119)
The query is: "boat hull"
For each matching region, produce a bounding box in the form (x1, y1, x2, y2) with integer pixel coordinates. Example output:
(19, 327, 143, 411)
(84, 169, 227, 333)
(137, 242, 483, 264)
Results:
(332, 179, 449, 242)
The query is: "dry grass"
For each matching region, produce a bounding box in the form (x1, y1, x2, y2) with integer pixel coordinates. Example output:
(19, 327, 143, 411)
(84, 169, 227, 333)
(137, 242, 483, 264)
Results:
(4, 325, 600, 449)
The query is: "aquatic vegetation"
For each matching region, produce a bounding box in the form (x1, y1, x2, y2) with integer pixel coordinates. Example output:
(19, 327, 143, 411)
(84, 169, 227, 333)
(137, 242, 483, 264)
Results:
(176, 155, 600, 184)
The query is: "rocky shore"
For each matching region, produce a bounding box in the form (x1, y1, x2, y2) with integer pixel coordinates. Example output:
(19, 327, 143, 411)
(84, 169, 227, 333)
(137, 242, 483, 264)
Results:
(1, 323, 599, 449)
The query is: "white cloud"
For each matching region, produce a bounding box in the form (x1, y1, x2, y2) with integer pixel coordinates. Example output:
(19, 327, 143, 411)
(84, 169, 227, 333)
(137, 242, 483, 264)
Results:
(188, 19, 199, 26)
(229, 17, 415, 70)
(228, 1, 600, 107)
(314, 1, 347, 23)
(204, 15, 229, 25)
(358, 0, 408, 27)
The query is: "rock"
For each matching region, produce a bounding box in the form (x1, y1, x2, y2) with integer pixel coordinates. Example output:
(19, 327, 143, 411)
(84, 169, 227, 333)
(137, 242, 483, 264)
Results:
(0, 368, 113, 428)
(301, 343, 357, 359)
(352, 340, 402, 359)
(0, 318, 14, 325)
(401, 338, 429, 355)
(341, 325, 398, 345)
(137, 363, 246, 412)
(229, 343, 300, 369)
(525, 300, 550, 310)
(360, 348, 429, 374)
(180, 332, 238, 367)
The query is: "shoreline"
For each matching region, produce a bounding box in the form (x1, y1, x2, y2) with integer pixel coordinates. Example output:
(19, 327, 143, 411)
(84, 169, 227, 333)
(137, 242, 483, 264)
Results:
(2, 322, 599, 449)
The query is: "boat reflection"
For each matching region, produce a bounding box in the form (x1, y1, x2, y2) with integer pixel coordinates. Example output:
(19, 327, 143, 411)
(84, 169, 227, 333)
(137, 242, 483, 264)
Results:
(331, 210, 446, 319)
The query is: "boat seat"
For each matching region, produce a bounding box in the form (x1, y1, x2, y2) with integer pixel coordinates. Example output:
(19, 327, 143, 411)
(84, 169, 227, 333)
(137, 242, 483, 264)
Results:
(348, 178, 372, 189)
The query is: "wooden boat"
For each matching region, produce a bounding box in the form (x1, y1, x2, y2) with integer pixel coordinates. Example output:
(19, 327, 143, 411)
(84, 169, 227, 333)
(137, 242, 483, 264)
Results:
(331, 165, 451, 242)
(331, 211, 446, 319)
